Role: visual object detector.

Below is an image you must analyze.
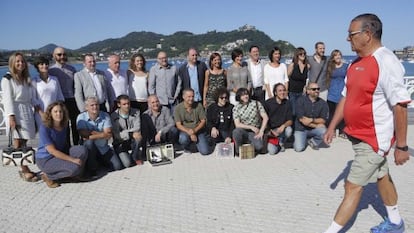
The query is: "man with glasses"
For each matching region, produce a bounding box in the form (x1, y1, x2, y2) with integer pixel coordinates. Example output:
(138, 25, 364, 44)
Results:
(308, 41, 328, 100)
(148, 51, 181, 115)
(206, 88, 234, 144)
(293, 82, 328, 152)
(323, 13, 410, 233)
(49, 47, 80, 146)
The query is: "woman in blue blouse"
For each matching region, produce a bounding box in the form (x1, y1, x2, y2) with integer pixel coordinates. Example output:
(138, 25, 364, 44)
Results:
(36, 101, 88, 188)
(326, 49, 347, 138)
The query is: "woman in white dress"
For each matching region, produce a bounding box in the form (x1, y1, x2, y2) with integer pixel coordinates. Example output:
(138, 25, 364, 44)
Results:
(264, 47, 289, 100)
(32, 56, 64, 129)
(128, 53, 148, 114)
(1, 52, 38, 182)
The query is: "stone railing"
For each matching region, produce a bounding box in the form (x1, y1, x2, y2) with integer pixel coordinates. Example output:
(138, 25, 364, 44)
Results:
(0, 77, 414, 132)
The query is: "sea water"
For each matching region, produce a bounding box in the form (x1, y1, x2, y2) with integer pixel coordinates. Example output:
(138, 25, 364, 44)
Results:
(1, 56, 414, 84)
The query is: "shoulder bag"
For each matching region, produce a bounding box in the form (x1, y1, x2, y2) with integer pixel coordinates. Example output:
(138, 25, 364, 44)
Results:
(2, 128, 36, 166)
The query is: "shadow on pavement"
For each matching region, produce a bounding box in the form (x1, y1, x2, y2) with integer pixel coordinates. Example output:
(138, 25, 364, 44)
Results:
(330, 160, 387, 232)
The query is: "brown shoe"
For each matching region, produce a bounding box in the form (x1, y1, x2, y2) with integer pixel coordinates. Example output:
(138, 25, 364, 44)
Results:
(41, 174, 60, 188)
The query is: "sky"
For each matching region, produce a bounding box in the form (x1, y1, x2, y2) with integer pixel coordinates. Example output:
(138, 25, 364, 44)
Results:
(1, 0, 414, 55)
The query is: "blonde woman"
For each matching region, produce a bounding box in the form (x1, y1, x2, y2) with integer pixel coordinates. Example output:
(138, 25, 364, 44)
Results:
(1, 52, 38, 182)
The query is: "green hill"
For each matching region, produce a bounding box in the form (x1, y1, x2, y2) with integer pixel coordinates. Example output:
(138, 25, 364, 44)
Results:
(77, 25, 296, 58)
(0, 25, 296, 61)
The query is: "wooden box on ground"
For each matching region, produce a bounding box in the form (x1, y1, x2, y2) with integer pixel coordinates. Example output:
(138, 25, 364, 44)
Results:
(239, 144, 255, 159)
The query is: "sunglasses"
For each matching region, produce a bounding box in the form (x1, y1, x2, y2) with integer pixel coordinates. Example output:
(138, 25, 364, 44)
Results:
(56, 53, 66, 57)
(219, 96, 228, 100)
(309, 87, 320, 91)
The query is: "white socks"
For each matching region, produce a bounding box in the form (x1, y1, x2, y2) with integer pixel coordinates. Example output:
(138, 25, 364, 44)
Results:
(386, 205, 402, 225)
(324, 221, 343, 233)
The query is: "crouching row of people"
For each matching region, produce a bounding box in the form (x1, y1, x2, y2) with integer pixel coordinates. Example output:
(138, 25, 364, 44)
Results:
(37, 82, 328, 188)
(213, 82, 329, 156)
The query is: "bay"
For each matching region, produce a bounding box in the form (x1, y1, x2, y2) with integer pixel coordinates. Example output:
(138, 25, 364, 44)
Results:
(1, 56, 414, 85)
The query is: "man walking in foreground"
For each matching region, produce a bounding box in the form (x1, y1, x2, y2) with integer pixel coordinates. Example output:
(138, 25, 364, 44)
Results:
(323, 13, 410, 233)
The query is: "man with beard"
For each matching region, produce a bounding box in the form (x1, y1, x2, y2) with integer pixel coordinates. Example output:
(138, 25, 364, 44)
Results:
(49, 47, 80, 146)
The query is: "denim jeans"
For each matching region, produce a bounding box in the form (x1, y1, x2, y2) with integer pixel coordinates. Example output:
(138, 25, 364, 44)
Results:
(178, 131, 212, 155)
(83, 140, 123, 171)
(267, 126, 293, 155)
(114, 139, 142, 167)
(293, 127, 326, 152)
(232, 128, 263, 155)
(288, 92, 304, 117)
(210, 129, 232, 143)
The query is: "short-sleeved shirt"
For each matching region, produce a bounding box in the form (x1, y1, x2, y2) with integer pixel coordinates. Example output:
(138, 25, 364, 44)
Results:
(342, 47, 411, 155)
(233, 100, 265, 128)
(76, 111, 112, 154)
(174, 102, 206, 129)
(264, 98, 293, 129)
(327, 64, 347, 103)
(295, 95, 329, 131)
(36, 124, 68, 159)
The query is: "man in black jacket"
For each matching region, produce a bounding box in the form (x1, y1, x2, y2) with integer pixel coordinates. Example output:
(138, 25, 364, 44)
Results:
(178, 48, 207, 104)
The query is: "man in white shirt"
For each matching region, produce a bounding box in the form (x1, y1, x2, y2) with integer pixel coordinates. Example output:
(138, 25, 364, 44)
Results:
(105, 54, 128, 111)
(247, 45, 266, 105)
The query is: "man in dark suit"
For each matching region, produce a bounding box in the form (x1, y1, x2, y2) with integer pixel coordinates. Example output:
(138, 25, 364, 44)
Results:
(178, 48, 207, 104)
(74, 54, 111, 112)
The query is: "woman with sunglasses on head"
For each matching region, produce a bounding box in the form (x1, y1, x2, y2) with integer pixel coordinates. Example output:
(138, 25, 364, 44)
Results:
(1, 52, 38, 182)
(206, 88, 234, 144)
(287, 47, 310, 118)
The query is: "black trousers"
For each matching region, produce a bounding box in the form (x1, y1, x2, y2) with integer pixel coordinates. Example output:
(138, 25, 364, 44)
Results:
(252, 86, 265, 106)
(64, 98, 80, 146)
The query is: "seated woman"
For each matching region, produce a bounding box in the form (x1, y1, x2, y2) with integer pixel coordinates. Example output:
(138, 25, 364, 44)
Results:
(36, 101, 88, 188)
(206, 88, 234, 144)
(232, 88, 268, 156)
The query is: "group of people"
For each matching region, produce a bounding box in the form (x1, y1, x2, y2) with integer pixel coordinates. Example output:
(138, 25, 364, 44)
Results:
(1, 13, 410, 233)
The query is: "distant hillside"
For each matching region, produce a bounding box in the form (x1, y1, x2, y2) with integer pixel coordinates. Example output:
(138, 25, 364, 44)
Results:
(0, 25, 297, 60)
(77, 25, 296, 58)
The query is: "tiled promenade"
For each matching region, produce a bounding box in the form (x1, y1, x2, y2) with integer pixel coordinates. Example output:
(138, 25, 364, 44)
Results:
(0, 126, 413, 233)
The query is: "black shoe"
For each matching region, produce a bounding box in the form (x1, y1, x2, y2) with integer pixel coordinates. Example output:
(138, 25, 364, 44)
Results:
(307, 139, 319, 150)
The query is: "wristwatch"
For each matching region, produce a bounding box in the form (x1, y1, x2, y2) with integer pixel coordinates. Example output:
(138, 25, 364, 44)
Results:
(396, 145, 409, 151)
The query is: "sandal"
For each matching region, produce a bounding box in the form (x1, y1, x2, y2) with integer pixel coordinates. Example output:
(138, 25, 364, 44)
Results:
(41, 174, 60, 188)
(18, 171, 40, 182)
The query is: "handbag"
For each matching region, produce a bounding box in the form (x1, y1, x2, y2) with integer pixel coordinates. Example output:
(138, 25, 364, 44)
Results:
(2, 128, 36, 166)
(146, 143, 174, 166)
(216, 142, 234, 158)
